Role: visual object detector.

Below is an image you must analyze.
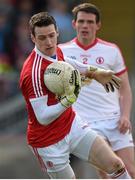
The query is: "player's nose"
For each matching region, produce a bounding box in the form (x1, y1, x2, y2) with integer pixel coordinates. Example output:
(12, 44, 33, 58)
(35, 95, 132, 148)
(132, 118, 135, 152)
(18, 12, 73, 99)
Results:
(82, 21, 89, 28)
(45, 38, 52, 46)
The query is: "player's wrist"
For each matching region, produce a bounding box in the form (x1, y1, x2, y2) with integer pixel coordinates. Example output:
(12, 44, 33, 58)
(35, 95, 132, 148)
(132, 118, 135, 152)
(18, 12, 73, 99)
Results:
(60, 94, 77, 108)
(87, 66, 98, 79)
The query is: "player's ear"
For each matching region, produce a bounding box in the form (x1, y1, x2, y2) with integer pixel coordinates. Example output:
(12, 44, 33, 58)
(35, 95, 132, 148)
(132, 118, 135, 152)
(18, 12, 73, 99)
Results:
(72, 20, 76, 29)
(31, 34, 35, 43)
(56, 27, 59, 37)
(97, 21, 101, 31)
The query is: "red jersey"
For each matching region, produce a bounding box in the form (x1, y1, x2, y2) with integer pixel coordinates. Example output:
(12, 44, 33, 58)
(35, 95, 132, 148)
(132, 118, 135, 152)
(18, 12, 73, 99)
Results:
(20, 47, 75, 147)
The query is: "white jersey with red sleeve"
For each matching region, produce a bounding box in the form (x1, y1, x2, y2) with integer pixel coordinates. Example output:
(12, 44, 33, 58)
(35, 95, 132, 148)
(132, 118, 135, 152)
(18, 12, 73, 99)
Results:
(20, 46, 75, 148)
(59, 38, 127, 122)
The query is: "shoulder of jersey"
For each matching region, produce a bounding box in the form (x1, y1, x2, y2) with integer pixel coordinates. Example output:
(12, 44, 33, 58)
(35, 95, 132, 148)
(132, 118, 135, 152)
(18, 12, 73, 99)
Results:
(58, 38, 76, 49)
(97, 38, 119, 49)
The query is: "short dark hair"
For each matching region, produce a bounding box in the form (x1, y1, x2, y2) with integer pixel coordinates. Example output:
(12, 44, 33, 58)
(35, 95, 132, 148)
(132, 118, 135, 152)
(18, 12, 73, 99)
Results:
(29, 12, 57, 36)
(72, 3, 101, 23)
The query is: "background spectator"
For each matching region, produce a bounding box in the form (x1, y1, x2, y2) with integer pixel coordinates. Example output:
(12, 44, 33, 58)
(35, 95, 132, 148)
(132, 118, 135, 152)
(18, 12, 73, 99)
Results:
(47, 0, 75, 43)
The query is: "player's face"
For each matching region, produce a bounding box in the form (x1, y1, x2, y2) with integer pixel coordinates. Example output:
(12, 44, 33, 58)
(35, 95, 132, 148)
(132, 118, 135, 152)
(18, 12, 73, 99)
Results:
(31, 24, 58, 56)
(73, 11, 101, 45)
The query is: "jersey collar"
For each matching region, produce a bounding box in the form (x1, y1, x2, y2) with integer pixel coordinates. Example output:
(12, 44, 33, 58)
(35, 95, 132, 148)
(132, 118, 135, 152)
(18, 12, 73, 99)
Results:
(34, 46, 58, 62)
(74, 37, 98, 50)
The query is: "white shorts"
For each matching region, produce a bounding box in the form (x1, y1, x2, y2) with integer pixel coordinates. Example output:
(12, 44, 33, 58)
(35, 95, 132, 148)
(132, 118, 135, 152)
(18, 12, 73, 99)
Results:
(30, 114, 97, 173)
(89, 117, 134, 151)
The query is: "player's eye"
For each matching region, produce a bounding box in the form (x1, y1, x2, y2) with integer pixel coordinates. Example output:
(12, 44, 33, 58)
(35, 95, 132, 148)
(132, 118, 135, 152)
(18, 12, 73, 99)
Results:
(78, 19, 84, 24)
(38, 36, 46, 41)
(87, 20, 95, 24)
(49, 33, 55, 38)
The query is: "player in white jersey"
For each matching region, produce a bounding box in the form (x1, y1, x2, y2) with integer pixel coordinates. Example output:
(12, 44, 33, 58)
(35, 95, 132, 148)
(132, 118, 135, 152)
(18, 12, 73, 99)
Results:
(19, 12, 132, 179)
(59, 3, 135, 179)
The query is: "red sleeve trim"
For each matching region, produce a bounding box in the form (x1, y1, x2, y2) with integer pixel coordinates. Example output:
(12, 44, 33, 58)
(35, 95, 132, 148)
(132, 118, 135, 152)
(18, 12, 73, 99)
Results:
(115, 68, 127, 76)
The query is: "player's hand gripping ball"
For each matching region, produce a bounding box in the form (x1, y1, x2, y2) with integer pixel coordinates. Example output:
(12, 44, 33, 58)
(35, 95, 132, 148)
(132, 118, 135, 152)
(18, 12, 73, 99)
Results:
(44, 61, 81, 97)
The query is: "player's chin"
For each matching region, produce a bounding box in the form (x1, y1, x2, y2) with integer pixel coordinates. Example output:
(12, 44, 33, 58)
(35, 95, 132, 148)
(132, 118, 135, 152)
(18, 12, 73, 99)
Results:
(45, 47, 55, 56)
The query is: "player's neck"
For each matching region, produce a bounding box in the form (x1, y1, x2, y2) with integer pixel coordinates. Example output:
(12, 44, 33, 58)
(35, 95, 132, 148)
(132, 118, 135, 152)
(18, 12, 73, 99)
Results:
(75, 37, 97, 50)
(77, 37, 96, 46)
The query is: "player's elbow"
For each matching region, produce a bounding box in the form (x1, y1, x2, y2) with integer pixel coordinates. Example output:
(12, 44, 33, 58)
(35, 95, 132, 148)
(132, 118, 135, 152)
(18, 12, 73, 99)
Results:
(35, 113, 51, 126)
(37, 118, 50, 126)
(36, 112, 58, 125)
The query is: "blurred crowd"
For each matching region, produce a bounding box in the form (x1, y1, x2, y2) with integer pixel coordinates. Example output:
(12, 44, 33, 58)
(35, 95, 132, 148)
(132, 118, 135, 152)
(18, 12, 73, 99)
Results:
(0, 0, 83, 102)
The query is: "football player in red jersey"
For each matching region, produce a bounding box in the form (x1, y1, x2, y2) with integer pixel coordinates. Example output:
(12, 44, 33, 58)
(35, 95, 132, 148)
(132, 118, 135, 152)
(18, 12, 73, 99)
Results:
(20, 12, 131, 179)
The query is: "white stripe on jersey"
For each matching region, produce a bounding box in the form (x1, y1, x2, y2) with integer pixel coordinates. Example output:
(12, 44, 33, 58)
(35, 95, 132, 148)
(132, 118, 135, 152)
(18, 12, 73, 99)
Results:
(35, 55, 41, 97)
(32, 53, 43, 97)
(32, 53, 38, 97)
(38, 57, 43, 96)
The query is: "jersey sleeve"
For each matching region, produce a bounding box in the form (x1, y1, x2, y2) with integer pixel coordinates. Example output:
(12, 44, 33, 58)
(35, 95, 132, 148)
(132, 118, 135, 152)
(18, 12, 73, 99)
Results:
(30, 96, 66, 125)
(21, 70, 67, 126)
(112, 47, 127, 74)
(21, 73, 46, 100)
(65, 57, 89, 74)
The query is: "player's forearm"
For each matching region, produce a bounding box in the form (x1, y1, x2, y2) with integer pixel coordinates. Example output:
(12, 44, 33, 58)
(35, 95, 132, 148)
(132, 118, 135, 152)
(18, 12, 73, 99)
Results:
(65, 57, 97, 76)
(38, 103, 66, 125)
(65, 58, 109, 79)
(30, 96, 66, 125)
(119, 72, 132, 119)
(119, 88, 132, 119)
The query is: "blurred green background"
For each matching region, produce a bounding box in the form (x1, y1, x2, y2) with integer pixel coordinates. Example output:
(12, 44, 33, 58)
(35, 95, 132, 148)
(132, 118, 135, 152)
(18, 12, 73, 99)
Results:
(0, 0, 134, 178)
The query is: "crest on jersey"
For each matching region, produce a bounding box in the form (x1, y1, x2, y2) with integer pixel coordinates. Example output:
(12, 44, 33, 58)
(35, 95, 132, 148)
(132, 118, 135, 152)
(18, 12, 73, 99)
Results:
(96, 57, 104, 64)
